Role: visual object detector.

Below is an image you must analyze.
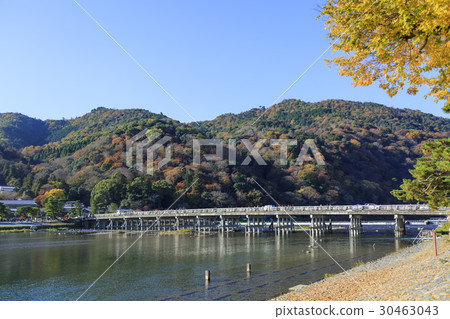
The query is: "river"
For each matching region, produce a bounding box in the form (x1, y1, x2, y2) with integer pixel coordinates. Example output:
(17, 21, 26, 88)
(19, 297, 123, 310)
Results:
(0, 231, 413, 301)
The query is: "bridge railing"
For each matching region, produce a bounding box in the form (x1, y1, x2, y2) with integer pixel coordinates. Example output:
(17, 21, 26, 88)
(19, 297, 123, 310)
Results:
(93, 204, 445, 218)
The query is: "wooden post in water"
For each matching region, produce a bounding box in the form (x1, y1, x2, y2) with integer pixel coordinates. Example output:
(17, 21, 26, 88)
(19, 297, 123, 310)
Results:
(432, 231, 438, 257)
(205, 270, 210, 281)
(246, 263, 251, 274)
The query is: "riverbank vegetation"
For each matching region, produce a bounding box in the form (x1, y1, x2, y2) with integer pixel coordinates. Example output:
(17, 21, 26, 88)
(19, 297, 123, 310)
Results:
(0, 228, 34, 233)
(436, 222, 449, 235)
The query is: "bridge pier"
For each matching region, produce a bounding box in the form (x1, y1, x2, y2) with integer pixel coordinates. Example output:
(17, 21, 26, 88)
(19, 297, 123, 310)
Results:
(259, 216, 265, 232)
(208, 217, 215, 232)
(275, 215, 283, 234)
(288, 217, 294, 232)
(275, 215, 279, 233)
(256, 216, 264, 233)
(275, 215, 293, 234)
(226, 217, 238, 231)
(394, 214, 406, 237)
(179, 217, 186, 231)
(349, 214, 362, 236)
(137, 219, 141, 230)
(201, 216, 206, 232)
(245, 215, 266, 233)
(194, 216, 199, 232)
(310, 215, 326, 236)
(222, 216, 236, 232)
(196, 216, 214, 232)
(246, 215, 250, 233)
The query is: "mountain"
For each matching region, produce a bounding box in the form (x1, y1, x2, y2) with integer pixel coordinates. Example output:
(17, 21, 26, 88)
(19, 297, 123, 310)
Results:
(203, 99, 449, 136)
(0, 100, 449, 210)
(0, 113, 49, 148)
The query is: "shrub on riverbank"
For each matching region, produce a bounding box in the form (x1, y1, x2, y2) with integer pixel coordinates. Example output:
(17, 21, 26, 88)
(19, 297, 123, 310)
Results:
(436, 222, 449, 235)
(294, 226, 310, 230)
(353, 260, 365, 267)
(0, 228, 34, 233)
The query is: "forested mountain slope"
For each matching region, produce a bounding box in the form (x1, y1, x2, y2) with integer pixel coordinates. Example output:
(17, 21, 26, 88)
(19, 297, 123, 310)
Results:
(0, 100, 448, 210)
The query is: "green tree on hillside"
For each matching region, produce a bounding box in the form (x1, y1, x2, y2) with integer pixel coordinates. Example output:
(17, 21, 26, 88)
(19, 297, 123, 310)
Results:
(30, 207, 41, 219)
(107, 202, 119, 213)
(44, 197, 65, 219)
(90, 179, 122, 214)
(392, 138, 449, 209)
(0, 202, 11, 220)
(245, 189, 263, 206)
(42, 188, 66, 219)
(69, 200, 84, 217)
(127, 177, 152, 209)
(151, 180, 175, 208)
(16, 206, 34, 218)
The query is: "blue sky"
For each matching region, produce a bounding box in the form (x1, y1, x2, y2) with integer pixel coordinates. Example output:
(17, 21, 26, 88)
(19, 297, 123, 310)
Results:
(0, 0, 448, 122)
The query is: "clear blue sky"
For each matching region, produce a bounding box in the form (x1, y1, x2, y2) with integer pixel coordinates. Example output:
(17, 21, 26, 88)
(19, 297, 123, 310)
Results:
(0, 0, 448, 122)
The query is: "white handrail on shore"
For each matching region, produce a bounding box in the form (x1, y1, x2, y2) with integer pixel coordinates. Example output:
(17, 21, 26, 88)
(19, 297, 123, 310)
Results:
(413, 228, 424, 245)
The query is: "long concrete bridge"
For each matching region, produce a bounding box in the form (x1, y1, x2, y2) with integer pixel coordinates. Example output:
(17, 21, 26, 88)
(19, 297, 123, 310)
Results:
(83, 204, 448, 237)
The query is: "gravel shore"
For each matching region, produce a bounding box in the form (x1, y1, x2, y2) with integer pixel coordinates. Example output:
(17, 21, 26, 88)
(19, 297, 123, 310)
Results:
(272, 236, 450, 301)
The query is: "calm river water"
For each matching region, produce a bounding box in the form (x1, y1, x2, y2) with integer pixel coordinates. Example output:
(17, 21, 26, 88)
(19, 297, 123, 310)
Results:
(0, 231, 413, 301)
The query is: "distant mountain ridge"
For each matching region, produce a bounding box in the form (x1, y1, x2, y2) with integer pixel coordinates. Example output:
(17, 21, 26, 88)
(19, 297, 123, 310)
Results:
(0, 99, 449, 208)
(0, 107, 172, 149)
(1, 100, 448, 149)
(203, 99, 449, 137)
(0, 113, 49, 148)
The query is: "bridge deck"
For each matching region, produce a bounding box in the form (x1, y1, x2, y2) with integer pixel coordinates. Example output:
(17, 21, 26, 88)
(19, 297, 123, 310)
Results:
(93, 204, 448, 220)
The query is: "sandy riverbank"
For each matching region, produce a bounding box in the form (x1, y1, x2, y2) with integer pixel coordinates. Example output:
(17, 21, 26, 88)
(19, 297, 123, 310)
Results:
(273, 236, 449, 301)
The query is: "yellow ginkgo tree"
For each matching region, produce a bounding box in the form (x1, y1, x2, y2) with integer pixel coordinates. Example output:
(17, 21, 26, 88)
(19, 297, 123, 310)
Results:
(319, 0, 450, 112)
(320, 0, 450, 209)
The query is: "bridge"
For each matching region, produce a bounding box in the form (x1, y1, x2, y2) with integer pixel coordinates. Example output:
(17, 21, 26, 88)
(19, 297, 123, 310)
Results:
(83, 204, 448, 237)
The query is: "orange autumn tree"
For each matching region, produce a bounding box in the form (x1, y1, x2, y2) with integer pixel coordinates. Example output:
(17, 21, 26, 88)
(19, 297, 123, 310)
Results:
(319, 0, 450, 112)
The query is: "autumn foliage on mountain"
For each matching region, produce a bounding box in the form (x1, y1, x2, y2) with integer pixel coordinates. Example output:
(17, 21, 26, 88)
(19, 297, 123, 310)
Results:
(0, 100, 449, 211)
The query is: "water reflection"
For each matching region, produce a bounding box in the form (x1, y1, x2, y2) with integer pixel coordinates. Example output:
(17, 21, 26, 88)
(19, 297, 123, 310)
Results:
(0, 232, 412, 301)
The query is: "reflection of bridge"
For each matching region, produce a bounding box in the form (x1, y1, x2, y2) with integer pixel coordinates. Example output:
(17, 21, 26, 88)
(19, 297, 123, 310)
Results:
(84, 204, 448, 237)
